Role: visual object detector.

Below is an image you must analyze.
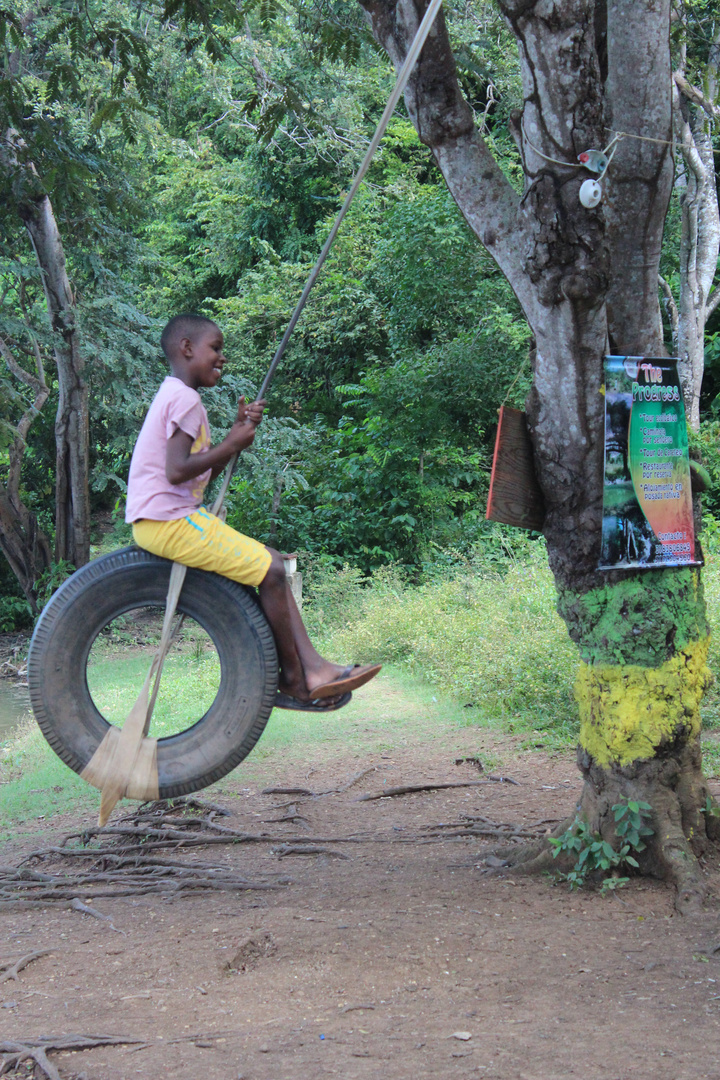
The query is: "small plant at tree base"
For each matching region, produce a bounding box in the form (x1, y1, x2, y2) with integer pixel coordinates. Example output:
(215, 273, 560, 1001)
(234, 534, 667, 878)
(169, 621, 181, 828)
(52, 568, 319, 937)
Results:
(549, 799, 654, 894)
(699, 795, 720, 820)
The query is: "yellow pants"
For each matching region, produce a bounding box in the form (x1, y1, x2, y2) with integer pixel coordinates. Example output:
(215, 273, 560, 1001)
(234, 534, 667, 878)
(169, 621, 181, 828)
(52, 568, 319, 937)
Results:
(133, 510, 273, 588)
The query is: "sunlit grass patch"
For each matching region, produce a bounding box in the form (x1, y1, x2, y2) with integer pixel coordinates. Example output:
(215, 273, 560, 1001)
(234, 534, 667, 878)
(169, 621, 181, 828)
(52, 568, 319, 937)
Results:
(0, 714, 96, 830)
(87, 651, 221, 737)
(325, 549, 579, 742)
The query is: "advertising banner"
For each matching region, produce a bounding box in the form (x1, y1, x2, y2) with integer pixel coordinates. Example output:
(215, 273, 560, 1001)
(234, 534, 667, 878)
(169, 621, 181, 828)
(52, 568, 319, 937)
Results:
(599, 355, 699, 570)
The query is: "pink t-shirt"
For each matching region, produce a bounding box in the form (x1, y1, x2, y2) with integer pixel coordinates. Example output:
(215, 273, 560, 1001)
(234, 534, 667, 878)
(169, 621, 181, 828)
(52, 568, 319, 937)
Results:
(125, 377, 212, 522)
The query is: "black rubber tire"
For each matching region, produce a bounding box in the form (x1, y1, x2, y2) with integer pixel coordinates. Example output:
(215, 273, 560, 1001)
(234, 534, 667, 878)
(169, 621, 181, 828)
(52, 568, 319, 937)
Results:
(28, 546, 278, 798)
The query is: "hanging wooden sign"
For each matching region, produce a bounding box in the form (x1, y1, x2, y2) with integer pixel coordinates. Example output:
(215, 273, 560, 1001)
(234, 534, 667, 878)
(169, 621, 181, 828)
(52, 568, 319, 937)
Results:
(486, 406, 545, 531)
(599, 355, 701, 570)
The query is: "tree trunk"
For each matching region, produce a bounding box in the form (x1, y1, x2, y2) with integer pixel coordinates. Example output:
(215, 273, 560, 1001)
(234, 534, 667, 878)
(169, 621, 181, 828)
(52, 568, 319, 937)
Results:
(360, 0, 715, 910)
(0, 338, 53, 609)
(0, 492, 53, 611)
(672, 45, 720, 430)
(19, 191, 91, 567)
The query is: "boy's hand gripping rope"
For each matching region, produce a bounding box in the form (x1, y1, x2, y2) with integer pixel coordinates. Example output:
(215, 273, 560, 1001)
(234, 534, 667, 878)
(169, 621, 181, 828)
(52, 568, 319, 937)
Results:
(83, 0, 446, 825)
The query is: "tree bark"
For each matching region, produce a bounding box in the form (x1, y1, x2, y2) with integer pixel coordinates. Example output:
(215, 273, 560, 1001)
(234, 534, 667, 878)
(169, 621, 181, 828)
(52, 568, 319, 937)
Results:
(360, 0, 715, 910)
(18, 189, 91, 568)
(672, 36, 720, 430)
(0, 337, 53, 609)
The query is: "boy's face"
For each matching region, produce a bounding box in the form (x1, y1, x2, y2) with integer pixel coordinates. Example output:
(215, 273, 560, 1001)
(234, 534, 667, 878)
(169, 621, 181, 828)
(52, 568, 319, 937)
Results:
(181, 325, 226, 389)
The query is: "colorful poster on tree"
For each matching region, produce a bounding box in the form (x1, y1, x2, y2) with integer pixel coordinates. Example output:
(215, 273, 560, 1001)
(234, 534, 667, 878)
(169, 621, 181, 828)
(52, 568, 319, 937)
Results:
(599, 355, 700, 570)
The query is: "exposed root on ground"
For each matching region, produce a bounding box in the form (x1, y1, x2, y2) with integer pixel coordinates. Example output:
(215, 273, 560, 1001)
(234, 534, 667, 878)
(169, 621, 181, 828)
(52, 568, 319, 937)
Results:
(1, 798, 287, 909)
(356, 776, 519, 802)
(0, 950, 53, 985)
(0, 1035, 144, 1080)
(2, 791, 546, 910)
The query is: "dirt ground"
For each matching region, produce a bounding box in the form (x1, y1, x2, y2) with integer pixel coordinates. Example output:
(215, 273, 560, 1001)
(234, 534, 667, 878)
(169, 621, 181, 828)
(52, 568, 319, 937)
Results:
(3, 730, 720, 1080)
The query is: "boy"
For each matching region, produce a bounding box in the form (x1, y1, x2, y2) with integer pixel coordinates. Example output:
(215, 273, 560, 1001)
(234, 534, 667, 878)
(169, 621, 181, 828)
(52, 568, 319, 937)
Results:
(125, 312, 380, 710)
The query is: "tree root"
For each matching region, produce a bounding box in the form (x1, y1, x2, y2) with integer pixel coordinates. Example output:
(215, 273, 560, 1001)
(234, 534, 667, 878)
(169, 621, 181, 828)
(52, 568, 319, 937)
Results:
(476, 826, 572, 876)
(0, 951, 53, 985)
(476, 739, 720, 913)
(261, 766, 377, 798)
(0, 1035, 145, 1080)
(3, 797, 540, 910)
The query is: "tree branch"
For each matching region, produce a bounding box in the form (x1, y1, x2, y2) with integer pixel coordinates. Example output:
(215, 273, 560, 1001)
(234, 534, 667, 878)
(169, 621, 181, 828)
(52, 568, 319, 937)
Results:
(0, 337, 50, 499)
(658, 273, 679, 339)
(674, 71, 720, 123)
(672, 81, 708, 187)
(358, 0, 528, 306)
(0, 337, 47, 398)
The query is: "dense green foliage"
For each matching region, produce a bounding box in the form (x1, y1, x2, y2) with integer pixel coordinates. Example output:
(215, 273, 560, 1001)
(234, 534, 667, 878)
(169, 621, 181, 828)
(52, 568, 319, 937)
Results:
(0, 0, 532, 603)
(6, 539, 720, 828)
(0, 0, 717, 617)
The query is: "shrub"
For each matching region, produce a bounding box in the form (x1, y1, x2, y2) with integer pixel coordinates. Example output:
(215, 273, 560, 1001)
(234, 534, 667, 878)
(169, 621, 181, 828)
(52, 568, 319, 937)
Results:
(323, 544, 578, 735)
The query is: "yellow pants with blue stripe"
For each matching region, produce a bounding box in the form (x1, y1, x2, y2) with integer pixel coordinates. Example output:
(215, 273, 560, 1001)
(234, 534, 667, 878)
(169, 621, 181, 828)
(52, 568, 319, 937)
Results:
(133, 510, 273, 588)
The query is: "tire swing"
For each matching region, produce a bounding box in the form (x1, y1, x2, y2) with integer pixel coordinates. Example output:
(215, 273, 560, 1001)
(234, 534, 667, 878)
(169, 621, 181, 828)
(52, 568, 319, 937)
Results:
(27, 0, 444, 823)
(28, 546, 278, 800)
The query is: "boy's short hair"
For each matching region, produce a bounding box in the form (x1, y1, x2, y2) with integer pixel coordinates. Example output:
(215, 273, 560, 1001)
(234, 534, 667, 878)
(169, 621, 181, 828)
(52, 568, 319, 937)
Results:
(160, 313, 218, 359)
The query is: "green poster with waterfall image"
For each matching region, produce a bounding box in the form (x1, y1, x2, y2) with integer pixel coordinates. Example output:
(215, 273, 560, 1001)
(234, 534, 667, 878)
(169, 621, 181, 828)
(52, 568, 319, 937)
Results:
(600, 356, 699, 570)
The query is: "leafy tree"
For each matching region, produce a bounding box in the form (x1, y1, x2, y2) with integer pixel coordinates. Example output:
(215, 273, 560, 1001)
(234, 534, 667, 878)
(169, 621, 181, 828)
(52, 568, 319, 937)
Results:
(659, 6, 720, 429)
(0, 0, 158, 577)
(359, 0, 719, 910)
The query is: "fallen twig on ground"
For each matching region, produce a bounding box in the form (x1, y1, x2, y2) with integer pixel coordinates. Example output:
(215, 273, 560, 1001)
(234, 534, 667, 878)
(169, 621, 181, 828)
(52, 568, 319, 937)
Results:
(0, 950, 52, 985)
(125, 1029, 242, 1053)
(355, 778, 519, 802)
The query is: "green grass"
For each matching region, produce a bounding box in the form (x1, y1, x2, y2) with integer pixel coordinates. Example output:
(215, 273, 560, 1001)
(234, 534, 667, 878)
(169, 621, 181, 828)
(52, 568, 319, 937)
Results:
(0, 666, 501, 830)
(86, 650, 221, 735)
(6, 539, 720, 830)
(0, 715, 98, 826)
(314, 549, 580, 750)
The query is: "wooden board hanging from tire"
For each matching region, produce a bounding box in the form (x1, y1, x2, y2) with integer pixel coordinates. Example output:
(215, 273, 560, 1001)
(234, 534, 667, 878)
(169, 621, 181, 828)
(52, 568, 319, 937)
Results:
(485, 406, 545, 531)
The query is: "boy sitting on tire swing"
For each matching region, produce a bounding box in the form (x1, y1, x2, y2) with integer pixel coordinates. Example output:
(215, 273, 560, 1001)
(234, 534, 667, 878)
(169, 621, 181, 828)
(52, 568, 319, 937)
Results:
(125, 312, 380, 711)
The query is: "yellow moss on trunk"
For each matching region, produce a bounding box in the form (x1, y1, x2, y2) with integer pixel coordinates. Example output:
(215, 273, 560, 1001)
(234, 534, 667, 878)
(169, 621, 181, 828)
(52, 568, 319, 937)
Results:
(576, 636, 711, 767)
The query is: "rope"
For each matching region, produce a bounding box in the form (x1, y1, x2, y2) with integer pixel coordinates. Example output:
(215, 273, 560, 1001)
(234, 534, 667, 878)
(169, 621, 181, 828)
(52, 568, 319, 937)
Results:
(500, 356, 530, 410)
(86, 0, 446, 826)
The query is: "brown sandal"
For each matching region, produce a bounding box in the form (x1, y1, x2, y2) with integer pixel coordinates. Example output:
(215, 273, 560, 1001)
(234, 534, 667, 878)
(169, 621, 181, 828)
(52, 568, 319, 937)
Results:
(310, 664, 382, 699)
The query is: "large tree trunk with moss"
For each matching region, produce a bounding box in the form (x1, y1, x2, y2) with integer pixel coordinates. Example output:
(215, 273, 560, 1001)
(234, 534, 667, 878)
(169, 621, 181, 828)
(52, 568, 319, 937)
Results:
(360, 0, 716, 910)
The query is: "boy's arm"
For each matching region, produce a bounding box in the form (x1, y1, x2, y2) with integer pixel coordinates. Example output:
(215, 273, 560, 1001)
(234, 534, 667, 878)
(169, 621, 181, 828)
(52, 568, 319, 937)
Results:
(166, 397, 265, 486)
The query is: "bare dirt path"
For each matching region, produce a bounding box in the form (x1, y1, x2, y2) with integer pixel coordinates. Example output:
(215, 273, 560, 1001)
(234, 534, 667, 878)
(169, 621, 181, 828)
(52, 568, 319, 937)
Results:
(3, 680, 720, 1079)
